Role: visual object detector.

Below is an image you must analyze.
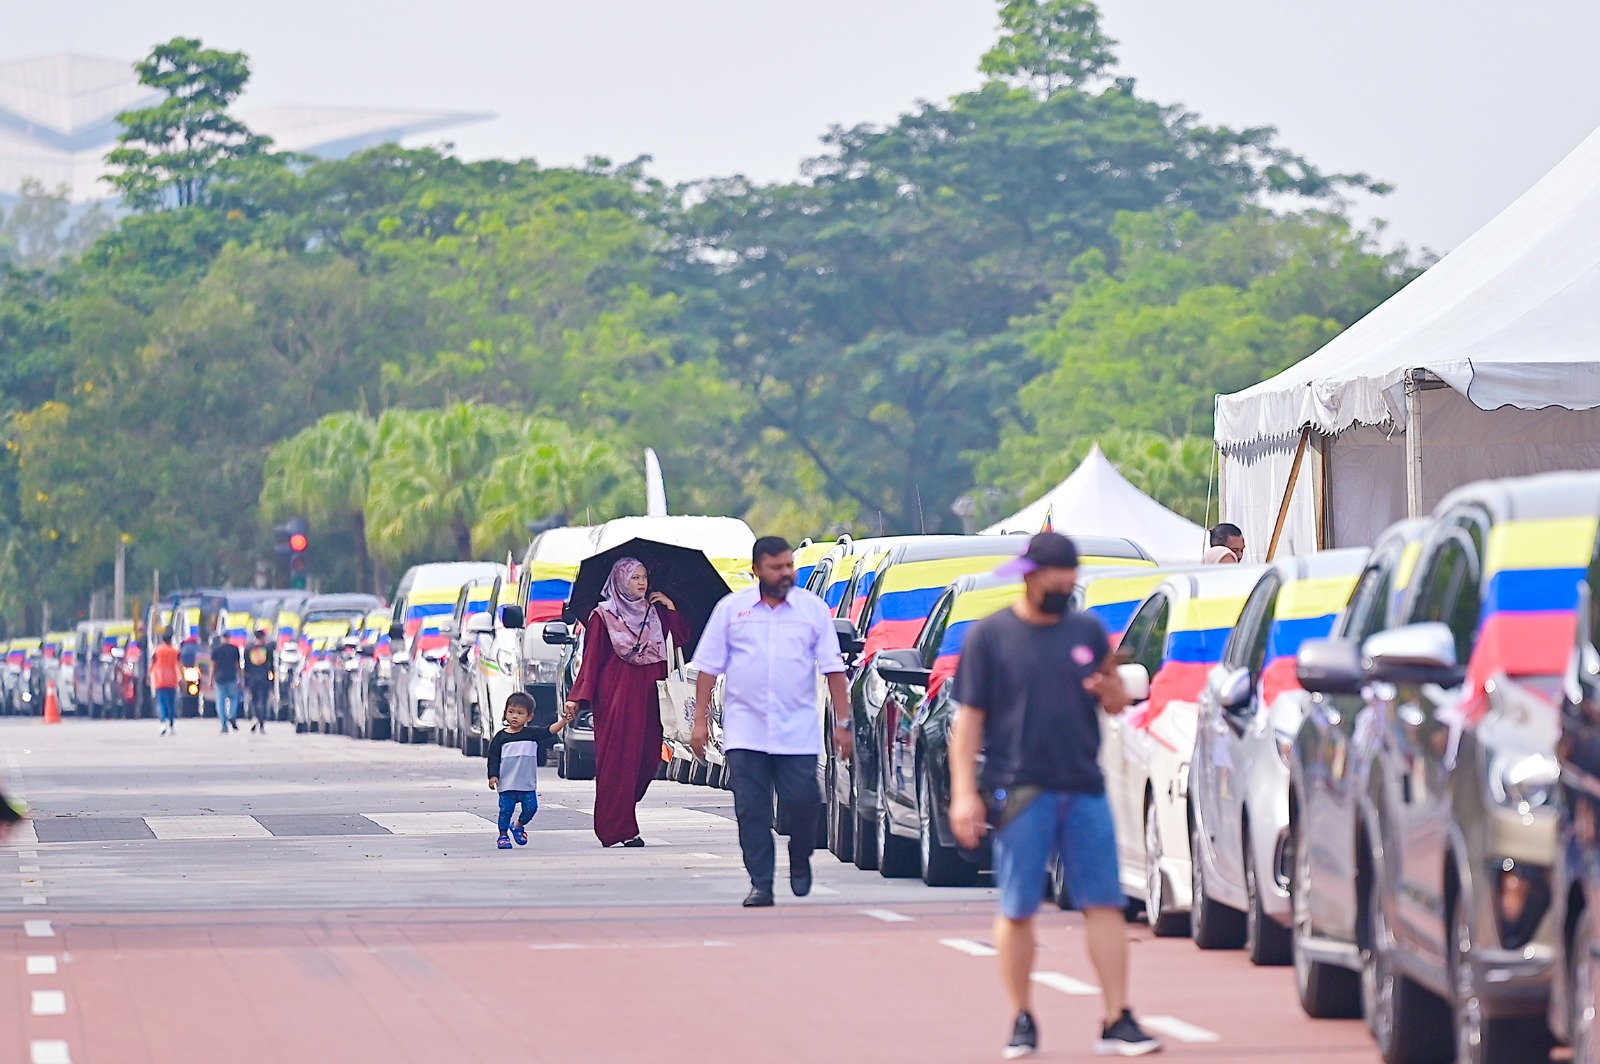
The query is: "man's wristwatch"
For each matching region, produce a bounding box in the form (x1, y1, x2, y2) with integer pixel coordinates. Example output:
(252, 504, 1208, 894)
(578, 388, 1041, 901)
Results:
(834, 718, 853, 731)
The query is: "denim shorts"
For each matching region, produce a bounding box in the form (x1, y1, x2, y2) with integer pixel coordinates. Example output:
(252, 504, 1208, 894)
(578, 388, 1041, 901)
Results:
(993, 790, 1122, 920)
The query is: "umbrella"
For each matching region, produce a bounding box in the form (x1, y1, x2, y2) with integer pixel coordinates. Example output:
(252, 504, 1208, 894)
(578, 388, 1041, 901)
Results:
(566, 538, 740, 658)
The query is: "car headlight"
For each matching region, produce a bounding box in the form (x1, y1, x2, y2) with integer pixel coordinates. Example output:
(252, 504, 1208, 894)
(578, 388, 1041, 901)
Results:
(523, 659, 561, 685)
(183, 667, 200, 682)
(1487, 751, 1559, 813)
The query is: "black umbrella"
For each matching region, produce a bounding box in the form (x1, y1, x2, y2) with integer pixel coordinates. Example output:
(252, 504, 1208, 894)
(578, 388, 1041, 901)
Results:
(566, 538, 738, 658)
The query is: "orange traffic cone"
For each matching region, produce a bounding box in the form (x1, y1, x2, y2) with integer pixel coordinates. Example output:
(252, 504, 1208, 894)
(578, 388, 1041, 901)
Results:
(43, 680, 60, 724)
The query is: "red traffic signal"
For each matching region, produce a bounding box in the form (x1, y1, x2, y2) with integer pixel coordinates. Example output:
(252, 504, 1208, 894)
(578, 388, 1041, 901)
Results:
(288, 533, 308, 553)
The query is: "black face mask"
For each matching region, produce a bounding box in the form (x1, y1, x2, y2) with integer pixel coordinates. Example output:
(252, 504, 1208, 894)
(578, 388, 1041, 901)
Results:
(1038, 590, 1071, 616)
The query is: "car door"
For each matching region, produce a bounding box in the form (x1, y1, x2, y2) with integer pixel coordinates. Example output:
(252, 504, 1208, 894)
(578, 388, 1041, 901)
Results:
(1109, 592, 1170, 880)
(882, 589, 950, 827)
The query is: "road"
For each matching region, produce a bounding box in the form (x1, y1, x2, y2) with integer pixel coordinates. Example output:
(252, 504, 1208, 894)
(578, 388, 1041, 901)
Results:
(0, 718, 1388, 1063)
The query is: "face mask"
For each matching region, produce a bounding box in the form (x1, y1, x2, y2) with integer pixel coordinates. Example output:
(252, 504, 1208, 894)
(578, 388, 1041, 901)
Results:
(1038, 590, 1071, 616)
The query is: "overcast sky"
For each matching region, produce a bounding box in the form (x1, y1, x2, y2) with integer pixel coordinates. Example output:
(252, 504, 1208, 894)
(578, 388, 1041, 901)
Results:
(7, 0, 1600, 253)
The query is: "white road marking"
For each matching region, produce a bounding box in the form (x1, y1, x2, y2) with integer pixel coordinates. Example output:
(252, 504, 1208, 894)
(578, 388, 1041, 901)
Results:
(20, 863, 40, 873)
(144, 815, 272, 840)
(23, 894, 47, 905)
(940, 937, 998, 957)
(1031, 971, 1100, 996)
(19, 850, 38, 859)
(1141, 1015, 1221, 1044)
(26, 955, 57, 975)
(689, 852, 722, 859)
(860, 909, 915, 923)
(361, 812, 496, 835)
(809, 884, 840, 896)
(528, 940, 730, 951)
(30, 1041, 71, 1064)
(31, 989, 66, 1015)
(23, 919, 53, 937)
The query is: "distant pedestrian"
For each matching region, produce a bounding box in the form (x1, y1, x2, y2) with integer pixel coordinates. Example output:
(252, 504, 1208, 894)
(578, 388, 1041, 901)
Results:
(949, 531, 1162, 1059)
(1204, 522, 1245, 564)
(689, 536, 851, 908)
(150, 632, 180, 736)
(488, 692, 542, 849)
(563, 557, 690, 848)
(210, 636, 242, 733)
(243, 629, 275, 733)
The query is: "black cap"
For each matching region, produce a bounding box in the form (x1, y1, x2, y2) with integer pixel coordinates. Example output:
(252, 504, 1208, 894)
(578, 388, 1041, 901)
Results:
(997, 531, 1080, 577)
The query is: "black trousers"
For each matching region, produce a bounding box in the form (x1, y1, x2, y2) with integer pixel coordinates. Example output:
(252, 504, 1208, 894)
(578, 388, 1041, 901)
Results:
(727, 749, 820, 892)
(247, 684, 272, 726)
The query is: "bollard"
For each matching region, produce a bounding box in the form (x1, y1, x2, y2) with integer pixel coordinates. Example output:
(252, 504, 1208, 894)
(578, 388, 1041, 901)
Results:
(43, 680, 60, 724)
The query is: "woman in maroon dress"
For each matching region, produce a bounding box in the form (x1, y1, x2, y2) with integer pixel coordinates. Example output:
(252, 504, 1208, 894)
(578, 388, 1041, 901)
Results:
(564, 558, 690, 847)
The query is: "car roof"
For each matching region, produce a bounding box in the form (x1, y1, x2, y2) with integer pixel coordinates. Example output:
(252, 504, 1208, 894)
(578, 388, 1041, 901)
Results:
(522, 525, 598, 567)
(396, 561, 504, 597)
(589, 516, 755, 558)
(304, 593, 385, 612)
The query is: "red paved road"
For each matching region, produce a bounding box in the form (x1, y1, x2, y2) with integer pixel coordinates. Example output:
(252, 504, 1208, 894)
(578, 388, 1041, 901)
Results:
(2, 900, 1385, 1064)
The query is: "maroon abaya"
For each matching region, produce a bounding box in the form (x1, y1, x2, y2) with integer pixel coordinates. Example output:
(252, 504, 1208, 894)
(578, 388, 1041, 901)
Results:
(568, 604, 691, 846)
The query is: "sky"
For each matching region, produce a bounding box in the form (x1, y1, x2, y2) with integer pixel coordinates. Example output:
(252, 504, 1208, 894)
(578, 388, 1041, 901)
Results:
(6, 0, 1600, 254)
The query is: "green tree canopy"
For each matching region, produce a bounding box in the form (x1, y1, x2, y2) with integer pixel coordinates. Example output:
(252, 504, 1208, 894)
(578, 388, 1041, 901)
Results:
(979, 0, 1119, 93)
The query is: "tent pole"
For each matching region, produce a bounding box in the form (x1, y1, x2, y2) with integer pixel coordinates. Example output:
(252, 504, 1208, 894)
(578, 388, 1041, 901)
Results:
(1266, 427, 1311, 562)
(1405, 370, 1424, 518)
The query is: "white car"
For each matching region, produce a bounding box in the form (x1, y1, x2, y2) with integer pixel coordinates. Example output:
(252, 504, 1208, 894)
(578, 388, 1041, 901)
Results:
(388, 561, 503, 744)
(466, 578, 527, 758)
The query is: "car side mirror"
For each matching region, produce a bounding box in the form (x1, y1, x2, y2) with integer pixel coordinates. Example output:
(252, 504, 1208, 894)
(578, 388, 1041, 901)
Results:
(875, 647, 930, 687)
(465, 612, 494, 637)
(1217, 666, 1254, 713)
(340, 637, 360, 651)
(391, 651, 411, 666)
(1117, 663, 1150, 703)
(834, 617, 864, 656)
(1362, 622, 1464, 687)
(358, 644, 377, 658)
(499, 605, 525, 630)
(1297, 638, 1365, 695)
(389, 622, 405, 641)
(543, 621, 575, 646)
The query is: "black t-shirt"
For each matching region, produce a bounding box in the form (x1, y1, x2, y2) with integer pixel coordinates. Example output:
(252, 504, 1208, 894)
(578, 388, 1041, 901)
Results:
(210, 642, 242, 684)
(242, 643, 274, 687)
(951, 607, 1112, 796)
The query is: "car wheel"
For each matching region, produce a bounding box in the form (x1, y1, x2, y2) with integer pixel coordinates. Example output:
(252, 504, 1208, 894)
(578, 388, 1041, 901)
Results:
(1143, 800, 1189, 937)
(1189, 814, 1243, 948)
(826, 761, 854, 861)
(1049, 854, 1074, 910)
(1452, 894, 1549, 1064)
(878, 799, 918, 879)
(1362, 854, 1450, 1064)
(1245, 833, 1291, 965)
(1292, 826, 1360, 1017)
(1575, 912, 1598, 1064)
(555, 744, 568, 779)
(852, 773, 880, 871)
(569, 748, 595, 781)
(918, 762, 976, 887)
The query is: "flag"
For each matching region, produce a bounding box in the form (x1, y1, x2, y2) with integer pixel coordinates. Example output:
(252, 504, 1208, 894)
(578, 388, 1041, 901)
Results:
(1040, 505, 1054, 534)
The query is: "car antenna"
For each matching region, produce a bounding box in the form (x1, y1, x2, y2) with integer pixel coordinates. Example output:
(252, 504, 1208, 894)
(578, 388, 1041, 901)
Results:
(916, 485, 926, 535)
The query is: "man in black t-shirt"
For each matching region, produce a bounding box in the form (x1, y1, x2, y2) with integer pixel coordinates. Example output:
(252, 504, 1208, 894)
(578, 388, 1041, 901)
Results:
(210, 637, 243, 733)
(243, 629, 275, 733)
(950, 532, 1162, 1059)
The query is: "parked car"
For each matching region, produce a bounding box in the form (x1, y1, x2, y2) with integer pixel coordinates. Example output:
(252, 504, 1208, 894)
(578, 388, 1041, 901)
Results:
(437, 574, 499, 752)
(1300, 471, 1600, 1064)
(72, 622, 105, 717)
(43, 631, 74, 714)
(547, 622, 593, 779)
(293, 594, 383, 734)
(271, 593, 312, 720)
(513, 526, 595, 745)
(1187, 548, 1365, 964)
(1286, 519, 1429, 1019)
(97, 621, 138, 717)
(464, 577, 527, 760)
(343, 608, 393, 740)
(1101, 564, 1266, 936)
(8, 638, 42, 715)
(388, 562, 503, 744)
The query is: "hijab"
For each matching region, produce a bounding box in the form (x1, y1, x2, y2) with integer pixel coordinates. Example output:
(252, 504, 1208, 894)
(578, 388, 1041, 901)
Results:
(595, 557, 667, 665)
(1203, 545, 1240, 565)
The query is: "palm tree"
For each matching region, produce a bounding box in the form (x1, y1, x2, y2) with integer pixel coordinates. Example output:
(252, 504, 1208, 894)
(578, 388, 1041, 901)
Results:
(472, 419, 638, 555)
(260, 411, 379, 590)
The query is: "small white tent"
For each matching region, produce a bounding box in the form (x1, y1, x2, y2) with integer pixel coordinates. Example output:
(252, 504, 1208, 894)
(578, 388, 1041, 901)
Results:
(1215, 124, 1600, 555)
(983, 445, 1208, 563)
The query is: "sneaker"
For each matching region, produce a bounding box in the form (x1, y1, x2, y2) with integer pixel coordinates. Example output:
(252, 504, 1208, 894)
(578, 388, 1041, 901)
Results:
(511, 824, 528, 846)
(496, 835, 512, 850)
(1094, 1010, 1162, 1057)
(1003, 1011, 1038, 1059)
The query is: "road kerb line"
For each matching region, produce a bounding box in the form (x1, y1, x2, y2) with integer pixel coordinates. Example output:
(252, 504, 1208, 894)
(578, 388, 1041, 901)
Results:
(1142, 1015, 1221, 1043)
(31, 989, 66, 1016)
(26, 955, 57, 975)
(1031, 971, 1100, 996)
(860, 908, 914, 923)
(940, 937, 998, 957)
(30, 1040, 71, 1064)
(23, 920, 53, 937)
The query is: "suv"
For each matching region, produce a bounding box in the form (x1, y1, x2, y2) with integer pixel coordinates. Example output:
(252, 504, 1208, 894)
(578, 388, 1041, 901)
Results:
(438, 577, 497, 752)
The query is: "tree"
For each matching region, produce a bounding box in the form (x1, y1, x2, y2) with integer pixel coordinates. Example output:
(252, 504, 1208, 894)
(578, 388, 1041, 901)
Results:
(0, 180, 113, 269)
(259, 413, 380, 591)
(979, 0, 1118, 94)
(105, 37, 275, 210)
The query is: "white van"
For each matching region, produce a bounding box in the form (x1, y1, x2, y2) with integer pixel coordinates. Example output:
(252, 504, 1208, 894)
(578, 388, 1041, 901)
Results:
(387, 561, 503, 743)
(512, 526, 598, 745)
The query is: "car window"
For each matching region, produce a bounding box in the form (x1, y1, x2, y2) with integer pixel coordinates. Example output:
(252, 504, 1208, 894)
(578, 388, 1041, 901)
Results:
(1413, 531, 1482, 665)
(1339, 563, 1393, 644)
(1225, 574, 1279, 671)
(1246, 579, 1279, 677)
(808, 558, 833, 596)
(856, 560, 891, 632)
(1121, 593, 1170, 677)
(917, 589, 956, 669)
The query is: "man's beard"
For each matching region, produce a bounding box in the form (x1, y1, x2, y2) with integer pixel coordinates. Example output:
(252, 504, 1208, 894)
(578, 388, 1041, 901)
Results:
(759, 577, 793, 600)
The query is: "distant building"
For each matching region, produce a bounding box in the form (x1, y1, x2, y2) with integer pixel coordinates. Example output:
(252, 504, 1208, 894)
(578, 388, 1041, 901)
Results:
(0, 53, 491, 203)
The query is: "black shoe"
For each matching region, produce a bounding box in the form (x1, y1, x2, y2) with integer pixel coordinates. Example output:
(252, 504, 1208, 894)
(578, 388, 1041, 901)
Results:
(621, 836, 645, 848)
(1004, 1011, 1038, 1059)
(741, 887, 775, 908)
(1094, 1010, 1162, 1057)
(790, 857, 812, 897)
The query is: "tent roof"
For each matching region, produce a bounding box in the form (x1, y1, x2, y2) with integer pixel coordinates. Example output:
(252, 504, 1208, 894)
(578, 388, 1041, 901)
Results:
(1215, 123, 1600, 449)
(983, 445, 1207, 563)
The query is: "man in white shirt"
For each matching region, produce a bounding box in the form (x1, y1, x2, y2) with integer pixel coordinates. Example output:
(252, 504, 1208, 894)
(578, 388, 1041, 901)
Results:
(691, 536, 853, 908)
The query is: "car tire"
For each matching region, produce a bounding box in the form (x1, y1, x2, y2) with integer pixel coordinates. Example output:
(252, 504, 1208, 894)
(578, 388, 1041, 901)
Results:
(878, 800, 919, 879)
(852, 774, 879, 871)
(1574, 911, 1598, 1064)
(1452, 894, 1550, 1064)
(1292, 826, 1361, 1018)
(372, 718, 391, 742)
(295, 720, 307, 734)
(655, 758, 668, 781)
(1189, 814, 1243, 948)
(1245, 835, 1292, 966)
(919, 762, 976, 887)
(1362, 853, 1450, 1064)
(556, 745, 568, 779)
(1143, 800, 1189, 937)
(826, 764, 854, 862)
(568, 748, 595, 781)
(1050, 854, 1073, 910)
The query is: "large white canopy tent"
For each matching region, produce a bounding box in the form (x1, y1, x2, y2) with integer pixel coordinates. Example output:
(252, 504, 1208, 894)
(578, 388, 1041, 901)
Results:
(1214, 124, 1600, 557)
(983, 444, 1208, 563)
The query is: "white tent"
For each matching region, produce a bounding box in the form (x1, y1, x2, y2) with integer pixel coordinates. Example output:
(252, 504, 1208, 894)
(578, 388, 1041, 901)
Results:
(983, 445, 1208, 563)
(1215, 124, 1600, 556)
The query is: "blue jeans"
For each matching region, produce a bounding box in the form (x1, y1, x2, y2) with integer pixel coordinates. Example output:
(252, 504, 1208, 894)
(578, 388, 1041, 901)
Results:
(156, 687, 176, 726)
(497, 790, 537, 833)
(216, 681, 241, 729)
(993, 791, 1122, 920)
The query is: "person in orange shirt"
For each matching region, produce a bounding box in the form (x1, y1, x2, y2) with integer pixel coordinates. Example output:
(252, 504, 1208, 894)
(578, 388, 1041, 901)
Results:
(149, 632, 181, 736)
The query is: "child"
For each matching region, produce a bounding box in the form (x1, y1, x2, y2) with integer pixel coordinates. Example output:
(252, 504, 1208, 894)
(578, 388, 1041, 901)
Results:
(487, 692, 546, 849)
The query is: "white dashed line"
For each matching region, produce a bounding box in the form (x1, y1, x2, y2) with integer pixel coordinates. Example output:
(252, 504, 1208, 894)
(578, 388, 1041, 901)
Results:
(30, 1041, 71, 1064)
(26, 955, 57, 975)
(20, 864, 40, 873)
(23, 894, 47, 906)
(689, 852, 722, 859)
(808, 884, 840, 896)
(31, 989, 66, 1016)
(19, 850, 38, 859)
(1142, 1015, 1221, 1043)
(1031, 971, 1100, 996)
(940, 937, 999, 957)
(859, 908, 915, 923)
(24, 920, 54, 937)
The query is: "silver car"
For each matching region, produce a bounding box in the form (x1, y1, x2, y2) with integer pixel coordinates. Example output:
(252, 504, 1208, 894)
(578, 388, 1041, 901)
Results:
(1188, 548, 1365, 963)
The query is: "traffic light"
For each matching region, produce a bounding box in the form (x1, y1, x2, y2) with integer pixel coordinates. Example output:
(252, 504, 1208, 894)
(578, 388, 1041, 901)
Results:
(275, 518, 310, 588)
